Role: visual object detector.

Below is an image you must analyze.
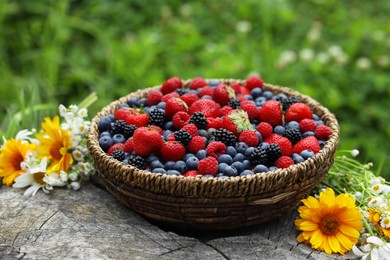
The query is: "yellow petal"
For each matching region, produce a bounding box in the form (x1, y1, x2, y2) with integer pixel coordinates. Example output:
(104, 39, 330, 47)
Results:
(339, 225, 360, 238)
(328, 235, 341, 253)
(297, 233, 305, 243)
(303, 196, 320, 209)
(310, 229, 323, 249)
(323, 236, 333, 254)
(300, 220, 319, 231)
(335, 232, 353, 253)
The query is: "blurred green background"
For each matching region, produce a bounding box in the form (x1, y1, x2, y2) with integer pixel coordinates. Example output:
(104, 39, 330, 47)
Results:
(0, 0, 389, 179)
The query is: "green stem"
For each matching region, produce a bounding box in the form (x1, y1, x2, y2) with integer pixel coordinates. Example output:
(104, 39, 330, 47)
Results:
(78, 92, 98, 109)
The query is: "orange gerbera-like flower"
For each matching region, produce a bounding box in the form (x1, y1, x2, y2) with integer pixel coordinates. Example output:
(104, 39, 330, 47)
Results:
(0, 139, 35, 186)
(295, 188, 363, 255)
(368, 208, 390, 238)
(36, 116, 73, 173)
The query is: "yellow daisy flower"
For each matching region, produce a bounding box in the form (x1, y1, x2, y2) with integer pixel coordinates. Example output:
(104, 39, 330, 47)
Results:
(295, 188, 363, 255)
(36, 116, 73, 173)
(0, 139, 35, 186)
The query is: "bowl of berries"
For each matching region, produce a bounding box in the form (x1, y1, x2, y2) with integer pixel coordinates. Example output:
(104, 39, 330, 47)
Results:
(87, 76, 339, 230)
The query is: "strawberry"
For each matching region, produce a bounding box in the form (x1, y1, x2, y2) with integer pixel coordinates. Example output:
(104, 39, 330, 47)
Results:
(172, 111, 190, 129)
(213, 83, 236, 106)
(275, 156, 294, 169)
(146, 90, 163, 106)
(293, 136, 320, 154)
(206, 117, 222, 129)
(160, 141, 186, 162)
(167, 133, 176, 141)
(240, 86, 251, 95)
(239, 130, 259, 147)
(189, 99, 220, 118)
(229, 82, 242, 95)
(245, 75, 264, 90)
(256, 122, 273, 139)
(190, 77, 207, 90)
(181, 93, 198, 107)
(149, 125, 164, 135)
(124, 108, 149, 128)
(133, 127, 164, 157)
(107, 143, 124, 155)
(114, 107, 131, 121)
(206, 141, 226, 158)
(219, 106, 233, 117)
(187, 136, 206, 153)
(162, 92, 180, 102)
(161, 76, 182, 94)
(285, 102, 313, 122)
(123, 138, 134, 153)
(198, 156, 218, 176)
(258, 100, 283, 127)
(198, 85, 214, 98)
(299, 119, 317, 133)
(240, 101, 259, 120)
(183, 170, 201, 177)
(264, 134, 293, 156)
(315, 124, 331, 140)
(165, 97, 188, 119)
(222, 109, 254, 136)
(181, 124, 198, 137)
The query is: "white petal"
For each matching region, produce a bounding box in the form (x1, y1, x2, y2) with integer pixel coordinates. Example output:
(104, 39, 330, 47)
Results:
(352, 246, 366, 257)
(24, 185, 40, 197)
(378, 247, 390, 259)
(13, 174, 34, 188)
(367, 236, 385, 246)
(371, 248, 379, 260)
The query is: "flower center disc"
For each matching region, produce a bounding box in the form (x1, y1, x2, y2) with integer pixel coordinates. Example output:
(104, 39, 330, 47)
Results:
(320, 215, 339, 235)
(34, 172, 45, 185)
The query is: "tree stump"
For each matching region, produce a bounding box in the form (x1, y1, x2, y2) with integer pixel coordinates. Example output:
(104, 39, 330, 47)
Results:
(0, 183, 357, 259)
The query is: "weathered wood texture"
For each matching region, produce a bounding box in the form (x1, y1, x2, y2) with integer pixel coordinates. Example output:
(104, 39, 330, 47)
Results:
(0, 183, 357, 259)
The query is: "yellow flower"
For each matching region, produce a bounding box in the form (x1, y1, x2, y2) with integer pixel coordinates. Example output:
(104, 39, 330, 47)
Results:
(36, 116, 73, 173)
(0, 139, 35, 186)
(368, 208, 390, 238)
(295, 188, 363, 255)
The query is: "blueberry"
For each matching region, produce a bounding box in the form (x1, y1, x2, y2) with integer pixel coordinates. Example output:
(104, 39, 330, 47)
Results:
(274, 125, 285, 135)
(156, 102, 166, 110)
(202, 95, 212, 100)
(262, 91, 274, 100)
(100, 131, 111, 138)
(302, 131, 315, 138)
(196, 150, 207, 160)
(251, 88, 263, 99)
(233, 153, 245, 162)
(312, 114, 320, 120)
(315, 120, 324, 126)
(107, 114, 115, 122)
(112, 134, 126, 144)
(150, 160, 164, 169)
(186, 157, 199, 170)
(231, 161, 244, 173)
(198, 129, 209, 138)
(163, 130, 173, 140)
(139, 98, 147, 107)
(242, 160, 251, 170)
(203, 174, 214, 178)
(98, 116, 112, 132)
(218, 163, 229, 173)
(153, 168, 166, 174)
(118, 103, 129, 109)
(99, 136, 113, 151)
(256, 131, 263, 143)
(164, 161, 176, 170)
(301, 149, 315, 160)
(164, 121, 175, 131)
(285, 121, 300, 130)
(184, 153, 196, 161)
(223, 165, 238, 177)
(175, 160, 188, 173)
(216, 173, 224, 177)
(208, 79, 220, 87)
(319, 140, 326, 149)
(245, 147, 255, 158)
(253, 164, 268, 173)
(218, 175, 229, 180)
(235, 142, 248, 154)
(218, 154, 233, 165)
(292, 153, 305, 163)
(240, 170, 254, 176)
(146, 155, 159, 164)
(255, 97, 267, 107)
(207, 128, 216, 136)
(226, 146, 237, 157)
(269, 166, 278, 171)
(258, 142, 269, 150)
(167, 170, 181, 176)
(273, 93, 288, 100)
(244, 94, 253, 100)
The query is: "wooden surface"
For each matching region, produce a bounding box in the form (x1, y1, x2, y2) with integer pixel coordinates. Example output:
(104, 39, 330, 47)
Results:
(0, 182, 357, 260)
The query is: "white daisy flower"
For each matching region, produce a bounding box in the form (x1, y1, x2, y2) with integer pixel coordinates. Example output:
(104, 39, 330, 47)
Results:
(43, 173, 66, 187)
(72, 150, 84, 162)
(69, 172, 78, 181)
(13, 157, 48, 196)
(69, 105, 79, 114)
(70, 182, 80, 191)
(368, 197, 385, 208)
(372, 184, 385, 194)
(58, 104, 67, 117)
(77, 108, 88, 118)
(299, 48, 315, 63)
(277, 50, 296, 68)
(353, 236, 390, 260)
(351, 149, 360, 157)
(59, 171, 68, 182)
(380, 216, 390, 228)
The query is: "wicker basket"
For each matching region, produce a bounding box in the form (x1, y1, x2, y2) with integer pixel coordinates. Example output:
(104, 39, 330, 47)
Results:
(87, 79, 340, 230)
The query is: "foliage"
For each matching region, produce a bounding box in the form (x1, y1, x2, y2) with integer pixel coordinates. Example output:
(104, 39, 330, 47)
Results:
(0, 0, 389, 178)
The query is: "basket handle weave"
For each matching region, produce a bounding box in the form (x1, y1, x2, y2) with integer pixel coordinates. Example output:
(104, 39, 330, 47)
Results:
(249, 191, 297, 205)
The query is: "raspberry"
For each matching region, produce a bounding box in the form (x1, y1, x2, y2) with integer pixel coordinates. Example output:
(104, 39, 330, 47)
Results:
(146, 90, 163, 106)
(275, 156, 294, 169)
(315, 124, 331, 140)
(161, 92, 180, 102)
(174, 130, 192, 145)
(240, 101, 259, 120)
(198, 156, 218, 176)
(212, 129, 237, 147)
(239, 130, 259, 147)
(256, 122, 273, 139)
(161, 76, 182, 94)
(219, 105, 233, 117)
(181, 93, 198, 107)
(190, 77, 207, 90)
(111, 150, 126, 161)
(187, 136, 206, 154)
(107, 143, 124, 155)
(293, 136, 320, 154)
(206, 117, 222, 130)
(160, 141, 186, 162)
(285, 102, 313, 122)
(299, 119, 317, 133)
(190, 112, 208, 129)
(181, 124, 198, 137)
(172, 111, 190, 129)
(206, 141, 227, 158)
(245, 75, 264, 90)
(183, 170, 201, 177)
(198, 85, 214, 97)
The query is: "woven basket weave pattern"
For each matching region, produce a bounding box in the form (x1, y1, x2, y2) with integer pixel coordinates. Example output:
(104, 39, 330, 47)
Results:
(87, 79, 339, 229)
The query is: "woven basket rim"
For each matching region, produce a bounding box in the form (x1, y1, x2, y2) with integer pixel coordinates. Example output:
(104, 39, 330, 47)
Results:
(87, 79, 340, 198)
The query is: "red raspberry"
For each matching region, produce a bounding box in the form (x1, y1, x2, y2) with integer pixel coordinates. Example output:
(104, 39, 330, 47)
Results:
(181, 124, 198, 137)
(245, 75, 264, 90)
(206, 117, 222, 129)
(190, 77, 207, 90)
(285, 103, 313, 122)
(123, 138, 134, 153)
(264, 134, 293, 156)
(239, 130, 259, 147)
(181, 93, 198, 107)
(206, 141, 227, 158)
(258, 100, 283, 127)
(219, 106, 233, 117)
(299, 119, 317, 133)
(161, 76, 182, 95)
(187, 136, 206, 153)
(172, 111, 190, 129)
(293, 136, 320, 154)
(161, 92, 180, 102)
(183, 170, 201, 177)
(230, 82, 242, 95)
(240, 86, 251, 95)
(198, 85, 214, 98)
(315, 124, 331, 140)
(107, 143, 124, 155)
(275, 156, 294, 169)
(256, 122, 273, 139)
(146, 90, 163, 106)
(198, 156, 218, 176)
(160, 141, 186, 162)
(240, 101, 259, 120)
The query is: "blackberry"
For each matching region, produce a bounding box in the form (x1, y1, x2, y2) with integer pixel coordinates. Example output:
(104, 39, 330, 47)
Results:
(266, 144, 282, 165)
(111, 120, 127, 135)
(149, 108, 165, 126)
(249, 147, 268, 165)
(111, 150, 126, 161)
(283, 128, 302, 145)
(123, 124, 136, 138)
(128, 154, 146, 170)
(228, 99, 241, 109)
(190, 112, 208, 129)
(174, 130, 192, 145)
(213, 129, 237, 147)
(277, 96, 301, 112)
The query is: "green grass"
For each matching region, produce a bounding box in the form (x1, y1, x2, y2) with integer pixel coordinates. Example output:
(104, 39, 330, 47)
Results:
(0, 0, 389, 179)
